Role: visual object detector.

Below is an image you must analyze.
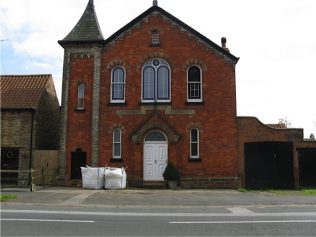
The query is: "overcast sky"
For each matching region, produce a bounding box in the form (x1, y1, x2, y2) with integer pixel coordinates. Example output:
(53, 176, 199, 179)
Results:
(1, 0, 315, 137)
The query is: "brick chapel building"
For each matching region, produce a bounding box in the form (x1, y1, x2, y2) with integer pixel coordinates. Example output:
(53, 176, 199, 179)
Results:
(58, 0, 239, 188)
(58, 0, 316, 188)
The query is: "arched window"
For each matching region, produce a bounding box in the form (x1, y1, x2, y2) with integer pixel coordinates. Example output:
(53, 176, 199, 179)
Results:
(187, 66, 202, 102)
(111, 67, 125, 102)
(77, 83, 85, 109)
(190, 128, 199, 159)
(145, 131, 167, 142)
(142, 59, 170, 102)
(113, 128, 121, 159)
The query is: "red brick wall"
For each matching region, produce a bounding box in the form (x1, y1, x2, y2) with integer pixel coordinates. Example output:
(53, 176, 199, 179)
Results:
(237, 116, 304, 187)
(96, 14, 238, 184)
(66, 55, 94, 179)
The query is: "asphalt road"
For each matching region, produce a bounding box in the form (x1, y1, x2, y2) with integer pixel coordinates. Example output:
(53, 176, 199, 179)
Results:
(2, 204, 316, 236)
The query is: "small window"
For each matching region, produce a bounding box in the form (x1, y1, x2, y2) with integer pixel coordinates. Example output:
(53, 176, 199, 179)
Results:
(187, 66, 202, 102)
(77, 83, 85, 109)
(190, 128, 199, 159)
(111, 67, 125, 102)
(113, 128, 121, 159)
(151, 30, 160, 46)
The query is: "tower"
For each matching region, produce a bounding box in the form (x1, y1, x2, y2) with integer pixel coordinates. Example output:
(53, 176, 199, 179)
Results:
(57, 0, 104, 181)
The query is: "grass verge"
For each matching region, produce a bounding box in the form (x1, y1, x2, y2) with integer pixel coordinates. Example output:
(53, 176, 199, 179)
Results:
(0, 194, 17, 201)
(302, 189, 316, 195)
(238, 188, 316, 195)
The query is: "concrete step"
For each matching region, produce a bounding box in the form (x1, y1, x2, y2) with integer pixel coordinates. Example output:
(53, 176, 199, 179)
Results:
(142, 181, 166, 189)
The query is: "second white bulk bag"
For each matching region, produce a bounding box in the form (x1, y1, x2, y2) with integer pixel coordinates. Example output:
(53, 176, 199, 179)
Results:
(104, 167, 126, 190)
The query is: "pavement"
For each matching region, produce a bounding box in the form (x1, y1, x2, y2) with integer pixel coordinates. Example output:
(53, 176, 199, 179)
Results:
(1, 186, 316, 208)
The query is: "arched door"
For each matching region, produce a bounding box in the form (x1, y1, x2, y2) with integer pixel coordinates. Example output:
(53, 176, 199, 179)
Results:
(143, 131, 168, 181)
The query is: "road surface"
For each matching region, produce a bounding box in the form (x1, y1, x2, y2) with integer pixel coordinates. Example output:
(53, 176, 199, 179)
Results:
(2, 204, 316, 236)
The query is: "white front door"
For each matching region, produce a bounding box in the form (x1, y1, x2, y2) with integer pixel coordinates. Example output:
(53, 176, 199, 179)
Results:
(143, 142, 168, 181)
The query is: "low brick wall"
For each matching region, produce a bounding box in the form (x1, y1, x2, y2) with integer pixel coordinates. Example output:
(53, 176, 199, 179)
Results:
(180, 176, 240, 189)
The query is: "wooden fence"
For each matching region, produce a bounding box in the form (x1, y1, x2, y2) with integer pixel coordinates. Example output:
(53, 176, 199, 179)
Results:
(32, 150, 59, 186)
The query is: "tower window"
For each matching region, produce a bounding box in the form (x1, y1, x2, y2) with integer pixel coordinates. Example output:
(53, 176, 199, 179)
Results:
(77, 83, 85, 109)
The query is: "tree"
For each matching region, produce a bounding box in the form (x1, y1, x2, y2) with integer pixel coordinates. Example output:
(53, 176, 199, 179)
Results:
(276, 117, 291, 128)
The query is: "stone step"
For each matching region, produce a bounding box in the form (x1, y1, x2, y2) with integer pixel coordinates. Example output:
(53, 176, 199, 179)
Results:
(142, 181, 166, 189)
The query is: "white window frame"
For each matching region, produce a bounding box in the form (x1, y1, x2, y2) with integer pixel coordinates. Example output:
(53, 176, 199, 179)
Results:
(190, 128, 199, 159)
(77, 83, 85, 109)
(187, 65, 203, 102)
(141, 59, 171, 103)
(113, 128, 122, 159)
(111, 66, 126, 103)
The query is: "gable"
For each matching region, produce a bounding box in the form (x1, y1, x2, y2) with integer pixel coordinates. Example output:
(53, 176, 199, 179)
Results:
(103, 6, 238, 64)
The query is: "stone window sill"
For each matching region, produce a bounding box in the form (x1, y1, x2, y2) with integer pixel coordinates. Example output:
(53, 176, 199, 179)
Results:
(110, 158, 124, 162)
(74, 108, 86, 113)
(188, 157, 202, 162)
(185, 101, 205, 105)
(108, 102, 127, 106)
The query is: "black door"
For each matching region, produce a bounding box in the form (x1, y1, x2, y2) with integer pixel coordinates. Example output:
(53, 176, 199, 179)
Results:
(299, 148, 316, 187)
(245, 142, 294, 189)
(1, 148, 19, 184)
(71, 150, 86, 179)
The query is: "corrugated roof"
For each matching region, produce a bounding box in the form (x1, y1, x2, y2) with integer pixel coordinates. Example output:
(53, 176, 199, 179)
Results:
(0, 74, 52, 109)
(60, 0, 104, 44)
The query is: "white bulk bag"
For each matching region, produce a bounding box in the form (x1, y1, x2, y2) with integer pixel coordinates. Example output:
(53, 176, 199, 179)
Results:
(81, 166, 105, 189)
(104, 167, 126, 190)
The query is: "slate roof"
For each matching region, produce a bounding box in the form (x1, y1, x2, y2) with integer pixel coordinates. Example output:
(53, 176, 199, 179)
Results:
(0, 74, 52, 109)
(59, 0, 104, 44)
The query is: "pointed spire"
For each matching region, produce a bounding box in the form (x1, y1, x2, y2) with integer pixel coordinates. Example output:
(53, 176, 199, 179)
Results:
(60, 0, 104, 44)
(153, 0, 158, 6)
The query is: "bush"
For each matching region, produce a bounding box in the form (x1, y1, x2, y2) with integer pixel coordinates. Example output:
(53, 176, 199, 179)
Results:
(163, 162, 180, 181)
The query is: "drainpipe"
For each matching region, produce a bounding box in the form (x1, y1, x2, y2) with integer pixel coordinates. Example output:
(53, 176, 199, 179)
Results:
(29, 109, 35, 191)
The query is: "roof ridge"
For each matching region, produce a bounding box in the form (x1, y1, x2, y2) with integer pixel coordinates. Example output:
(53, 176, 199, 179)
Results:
(1, 74, 52, 77)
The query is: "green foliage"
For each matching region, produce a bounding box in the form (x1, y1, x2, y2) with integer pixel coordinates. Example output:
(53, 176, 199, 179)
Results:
(163, 162, 180, 181)
(238, 188, 250, 192)
(302, 189, 316, 195)
(0, 194, 17, 202)
(277, 117, 291, 128)
(239, 189, 316, 195)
